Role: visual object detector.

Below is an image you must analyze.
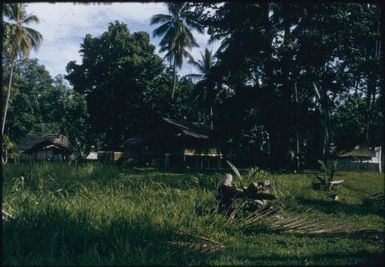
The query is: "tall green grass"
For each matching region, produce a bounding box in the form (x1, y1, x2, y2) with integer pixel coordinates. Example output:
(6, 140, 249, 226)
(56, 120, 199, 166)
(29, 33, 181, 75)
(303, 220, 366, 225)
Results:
(2, 163, 384, 265)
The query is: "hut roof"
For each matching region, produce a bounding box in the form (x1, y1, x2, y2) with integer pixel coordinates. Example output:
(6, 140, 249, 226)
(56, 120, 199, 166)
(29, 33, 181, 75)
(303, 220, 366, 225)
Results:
(126, 137, 144, 145)
(162, 117, 211, 139)
(337, 144, 375, 158)
(17, 134, 70, 152)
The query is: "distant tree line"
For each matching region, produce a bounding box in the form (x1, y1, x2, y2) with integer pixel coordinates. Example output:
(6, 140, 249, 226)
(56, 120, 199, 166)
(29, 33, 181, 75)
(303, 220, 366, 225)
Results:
(2, 2, 383, 168)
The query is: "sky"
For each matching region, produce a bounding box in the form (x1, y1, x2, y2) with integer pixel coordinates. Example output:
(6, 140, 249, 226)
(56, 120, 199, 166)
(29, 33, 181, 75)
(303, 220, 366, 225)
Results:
(27, 2, 220, 79)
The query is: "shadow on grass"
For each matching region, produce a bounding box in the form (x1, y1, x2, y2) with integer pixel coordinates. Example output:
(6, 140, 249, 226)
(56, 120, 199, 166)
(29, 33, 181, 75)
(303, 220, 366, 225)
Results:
(3, 207, 221, 265)
(289, 229, 385, 247)
(234, 250, 384, 265)
(296, 196, 385, 217)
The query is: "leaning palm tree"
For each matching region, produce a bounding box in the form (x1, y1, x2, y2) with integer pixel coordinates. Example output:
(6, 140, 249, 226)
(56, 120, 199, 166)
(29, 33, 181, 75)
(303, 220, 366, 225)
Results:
(151, 3, 203, 99)
(2, 3, 43, 136)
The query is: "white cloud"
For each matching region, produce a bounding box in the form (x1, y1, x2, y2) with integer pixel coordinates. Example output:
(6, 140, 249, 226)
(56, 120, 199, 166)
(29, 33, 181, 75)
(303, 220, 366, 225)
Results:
(27, 2, 219, 79)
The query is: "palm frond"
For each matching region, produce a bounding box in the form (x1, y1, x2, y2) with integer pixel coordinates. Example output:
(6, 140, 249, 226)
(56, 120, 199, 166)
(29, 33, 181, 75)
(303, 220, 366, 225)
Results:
(3, 4, 14, 18)
(240, 206, 364, 235)
(163, 50, 174, 64)
(184, 11, 205, 34)
(226, 160, 242, 181)
(150, 14, 172, 25)
(152, 21, 172, 38)
(22, 14, 40, 24)
(167, 230, 225, 253)
(167, 2, 185, 16)
(24, 26, 43, 47)
(159, 45, 170, 54)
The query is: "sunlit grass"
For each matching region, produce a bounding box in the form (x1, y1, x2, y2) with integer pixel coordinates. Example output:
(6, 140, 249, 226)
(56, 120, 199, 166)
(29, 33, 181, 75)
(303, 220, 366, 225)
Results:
(2, 162, 384, 265)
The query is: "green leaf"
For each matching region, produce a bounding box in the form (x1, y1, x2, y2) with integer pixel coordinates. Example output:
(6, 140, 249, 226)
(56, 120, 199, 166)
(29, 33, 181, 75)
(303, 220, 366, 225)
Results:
(317, 160, 328, 174)
(226, 160, 242, 180)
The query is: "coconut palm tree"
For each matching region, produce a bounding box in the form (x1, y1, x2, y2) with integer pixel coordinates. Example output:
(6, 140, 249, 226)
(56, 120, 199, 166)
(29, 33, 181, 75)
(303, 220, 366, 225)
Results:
(185, 48, 217, 126)
(2, 3, 43, 135)
(185, 48, 216, 81)
(151, 3, 204, 99)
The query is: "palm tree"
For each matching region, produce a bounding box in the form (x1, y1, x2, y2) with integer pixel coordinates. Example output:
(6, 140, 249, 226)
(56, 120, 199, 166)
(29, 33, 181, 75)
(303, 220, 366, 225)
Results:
(151, 3, 203, 99)
(186, 48, 217, 126)
(186, 48, 216, 81)
(2, 3, 43, 135)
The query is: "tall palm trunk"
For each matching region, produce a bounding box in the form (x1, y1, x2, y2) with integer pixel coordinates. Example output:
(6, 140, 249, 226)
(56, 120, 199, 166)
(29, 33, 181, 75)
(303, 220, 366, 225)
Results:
(2, 59, 16, 135)
(321, 88, 330, 162)
(365, 73, 376, 143)
(294, 83, 301, 171)
(171, 59, 177, 99)
(209, 106, 214, 128)
(313, 81, 329, 161)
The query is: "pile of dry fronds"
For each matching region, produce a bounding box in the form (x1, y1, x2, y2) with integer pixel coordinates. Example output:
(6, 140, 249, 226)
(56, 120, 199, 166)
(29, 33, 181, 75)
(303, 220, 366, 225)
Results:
(238, 206, 364, 235)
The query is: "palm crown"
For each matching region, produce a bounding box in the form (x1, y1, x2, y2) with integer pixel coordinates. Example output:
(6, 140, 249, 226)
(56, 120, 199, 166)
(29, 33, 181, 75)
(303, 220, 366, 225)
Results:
(4, 3, 43, 60)
(187, 48, 216, 81)
(151, 3, 204, 98)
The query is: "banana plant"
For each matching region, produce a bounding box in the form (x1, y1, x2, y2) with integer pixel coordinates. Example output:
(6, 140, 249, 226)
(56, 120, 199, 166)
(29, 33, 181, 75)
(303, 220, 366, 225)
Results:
(314, 160, 338, 190)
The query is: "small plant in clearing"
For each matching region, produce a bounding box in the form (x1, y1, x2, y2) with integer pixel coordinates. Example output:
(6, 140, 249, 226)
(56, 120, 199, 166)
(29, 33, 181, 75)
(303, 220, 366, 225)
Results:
(313, 160, 341, 188)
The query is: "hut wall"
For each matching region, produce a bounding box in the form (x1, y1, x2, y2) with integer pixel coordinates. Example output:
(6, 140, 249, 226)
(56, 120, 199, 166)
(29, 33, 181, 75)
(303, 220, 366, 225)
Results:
(97, 151, 124, 162)
(327, 159, 380, 172)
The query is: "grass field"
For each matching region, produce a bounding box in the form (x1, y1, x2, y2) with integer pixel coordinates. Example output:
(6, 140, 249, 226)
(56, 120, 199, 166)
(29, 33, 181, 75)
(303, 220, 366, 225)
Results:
(2, 163, 384, 265)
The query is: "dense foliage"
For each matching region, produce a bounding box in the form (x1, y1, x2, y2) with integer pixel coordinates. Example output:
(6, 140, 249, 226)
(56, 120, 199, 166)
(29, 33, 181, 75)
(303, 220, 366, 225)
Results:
(2, 2, 383, 168)
(191, 2, 382, 166)
(2, 60, 88, 151)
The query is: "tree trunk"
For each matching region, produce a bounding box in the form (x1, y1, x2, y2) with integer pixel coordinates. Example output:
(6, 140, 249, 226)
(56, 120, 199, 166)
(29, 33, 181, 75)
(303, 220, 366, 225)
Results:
(365, 73, 375, 143)
(313, 81, 328, 161)
(262, 3, 278, 167)
(322, 88, 330, 162)
(171, 59, 177, 99)
(365, 26, 380, 144)
(294, 83, 301, 171)
(2, 59, 16, 135)
(280, 11, 294, 169)
(210, 106, 214, 128)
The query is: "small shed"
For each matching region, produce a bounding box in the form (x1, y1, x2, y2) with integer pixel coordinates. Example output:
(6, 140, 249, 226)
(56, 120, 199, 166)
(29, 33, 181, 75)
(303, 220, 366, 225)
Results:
(18, 134, 71, 161)
(329, 144, 382, 172)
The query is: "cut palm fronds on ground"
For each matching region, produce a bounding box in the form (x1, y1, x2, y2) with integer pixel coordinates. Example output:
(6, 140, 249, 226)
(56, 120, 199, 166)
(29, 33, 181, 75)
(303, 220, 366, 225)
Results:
(239, 206, 280, 227)
(239, 207, 365, 235)
(228, 200, 248, 221)
(167, 230, 225, 253)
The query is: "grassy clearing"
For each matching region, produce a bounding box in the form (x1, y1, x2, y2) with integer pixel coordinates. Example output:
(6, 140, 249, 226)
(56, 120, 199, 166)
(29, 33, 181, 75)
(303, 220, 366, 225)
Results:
(2, 163, 384, 265)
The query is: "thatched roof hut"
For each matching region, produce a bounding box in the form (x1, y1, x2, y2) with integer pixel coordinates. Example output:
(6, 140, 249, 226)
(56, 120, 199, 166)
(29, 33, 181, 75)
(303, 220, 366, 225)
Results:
(329, 144, 381, 172)
(18, 134, 71, 161)
(161, 117, 211, 139)
(125, 117, 223, 168)
(336, 144, 375, 158)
